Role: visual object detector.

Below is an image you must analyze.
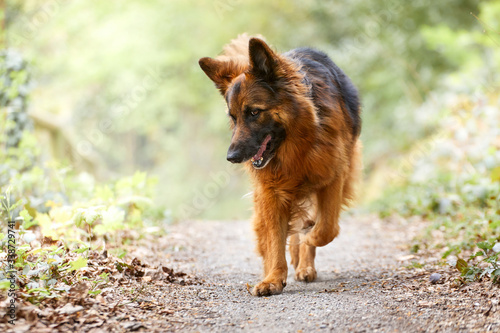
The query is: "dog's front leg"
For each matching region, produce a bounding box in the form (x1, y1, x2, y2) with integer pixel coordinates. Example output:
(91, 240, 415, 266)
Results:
(251, 190, 289, 296)
(303, 177, 344, 247)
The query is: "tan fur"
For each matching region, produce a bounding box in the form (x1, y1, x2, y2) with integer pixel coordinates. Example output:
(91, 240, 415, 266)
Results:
(199, 35, 362, 296)
(216, 33, 265, 63)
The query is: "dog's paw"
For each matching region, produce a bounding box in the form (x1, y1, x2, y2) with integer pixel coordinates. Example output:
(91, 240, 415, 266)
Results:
(295, 266, 317, 282)
(251, 280, 285, 297)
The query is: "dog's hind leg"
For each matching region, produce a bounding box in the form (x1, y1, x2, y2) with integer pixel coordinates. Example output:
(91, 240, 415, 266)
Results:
(290, 219, 318, 282)
(295, 238, 318, 282)
(289, 233, 300, 269)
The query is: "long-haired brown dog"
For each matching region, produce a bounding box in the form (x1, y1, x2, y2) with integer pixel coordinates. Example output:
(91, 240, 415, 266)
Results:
(199, 34, 362, 296)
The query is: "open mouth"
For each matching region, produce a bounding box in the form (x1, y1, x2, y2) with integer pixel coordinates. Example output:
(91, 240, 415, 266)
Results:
(250, 134, 272, 169)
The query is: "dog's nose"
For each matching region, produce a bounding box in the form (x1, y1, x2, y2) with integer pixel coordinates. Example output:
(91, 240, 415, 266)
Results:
(227, 147, 243, 163)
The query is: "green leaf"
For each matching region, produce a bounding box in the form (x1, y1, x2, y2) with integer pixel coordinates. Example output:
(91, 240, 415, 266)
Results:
(73, 247, 90, 254)
(115, 261, 131, 272)
(69, 257, 88, 271)
(84, 209, 102, 225)
(115, 262, 124, 272)
(73, 209, 85, 228)
(485, 254, 499, 264)
(113, 248, 127, 259)
(9, 198, 24, 213)
(477, 241, 493, 251)
(20, 209, 38, 229)
(463, 267, 479, 281)
(456, 258, 468, 273)
(26, 287, 50, 295)
(20, 209, 32, 222)
(16, 244, 31, 254)
(470, 251, 484, 259)
(0, 280, 11, 290)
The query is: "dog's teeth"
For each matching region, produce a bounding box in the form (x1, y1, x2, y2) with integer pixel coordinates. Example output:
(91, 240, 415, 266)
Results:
(252, 158, 263, 167)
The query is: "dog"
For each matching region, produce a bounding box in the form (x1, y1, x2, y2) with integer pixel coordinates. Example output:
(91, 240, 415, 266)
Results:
(199, 34, 362, 296)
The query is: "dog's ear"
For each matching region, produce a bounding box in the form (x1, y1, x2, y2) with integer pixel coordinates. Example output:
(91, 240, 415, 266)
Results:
(248, 38, 278, 81)
(199, 57, 240, 95)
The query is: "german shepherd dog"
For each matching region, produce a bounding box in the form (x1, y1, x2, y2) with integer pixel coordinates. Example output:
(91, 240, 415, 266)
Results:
(199, 34, 362, 296)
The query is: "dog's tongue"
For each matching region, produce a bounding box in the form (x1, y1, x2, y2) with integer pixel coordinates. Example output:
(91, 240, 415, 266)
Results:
(252, 135, 272, 161)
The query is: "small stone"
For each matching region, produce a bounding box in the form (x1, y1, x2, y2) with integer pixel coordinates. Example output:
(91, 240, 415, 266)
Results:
(418, 301, 433, 307)
(429, 273, 442, 284)
(56, 304, 84, 315)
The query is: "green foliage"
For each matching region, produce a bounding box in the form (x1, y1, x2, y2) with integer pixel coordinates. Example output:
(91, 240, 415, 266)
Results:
(0, 163, 163, 303)
(373, 88, 500, 230)
(4, 0, 487, 219)
(0, 49, 33, 152)
(69, 257, 88, 272)
(455, 241, 500, 284)
(371, 2, 500, 284)
(0, 140, 163, 302)
(87, 272, 110, 296)
(0, 52, 167, 303)
(0, 188, 23, 221)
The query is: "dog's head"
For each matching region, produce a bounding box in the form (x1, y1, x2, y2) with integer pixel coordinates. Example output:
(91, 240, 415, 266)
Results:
(199, 38, 290, 170)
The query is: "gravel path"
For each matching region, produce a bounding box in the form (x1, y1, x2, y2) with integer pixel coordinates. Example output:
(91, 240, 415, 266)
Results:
(5, 215, 498, 333)
(174, 215, 411, 332)
(152, 215, 497, 332)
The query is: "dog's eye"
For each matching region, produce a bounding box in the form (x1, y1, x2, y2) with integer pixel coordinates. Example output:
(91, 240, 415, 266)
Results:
(229, 113, 236, 123)
(250, 109, 262, 117)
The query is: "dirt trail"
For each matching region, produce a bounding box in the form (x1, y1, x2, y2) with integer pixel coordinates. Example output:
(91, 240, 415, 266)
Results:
(18, 216, 492, 333)
(17, 214, 497, 333)
(152, 215, 499, 332)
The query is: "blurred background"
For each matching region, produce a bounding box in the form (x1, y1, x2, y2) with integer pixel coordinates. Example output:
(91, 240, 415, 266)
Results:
(1, 0, 499, 226)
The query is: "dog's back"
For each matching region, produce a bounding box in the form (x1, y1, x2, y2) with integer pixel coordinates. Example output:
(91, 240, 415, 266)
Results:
(215, 36, 361, 139)
(284, 47, 361, 137)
